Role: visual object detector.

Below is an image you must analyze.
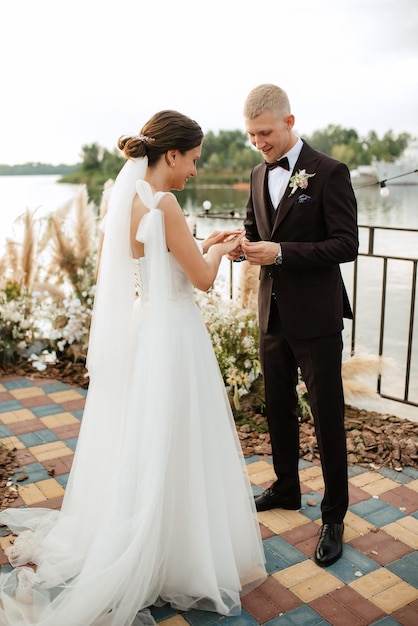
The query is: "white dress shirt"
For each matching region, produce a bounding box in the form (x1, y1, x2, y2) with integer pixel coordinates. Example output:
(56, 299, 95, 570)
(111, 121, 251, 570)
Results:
(268, 137, 303, 208)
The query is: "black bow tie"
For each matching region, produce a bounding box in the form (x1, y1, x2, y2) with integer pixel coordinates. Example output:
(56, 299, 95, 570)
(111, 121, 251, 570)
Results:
(265, 156, 290, 171)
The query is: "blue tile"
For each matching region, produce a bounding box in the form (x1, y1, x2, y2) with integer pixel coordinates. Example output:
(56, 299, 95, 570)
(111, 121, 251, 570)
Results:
(403, 466, 418, 480)
(0, 425, 12, 437)
(245, 455, 261, 465)
(18, 430, 59, 447)
(349, 498, 404, 526)
(252, 485, 263, 496)
(181, 608, 228, 625)
(56, 473, 69, 488)
(2, 379, 33, 390)
(264, 548, 293, 574)
(263, 536, 306, 574)
(348, 464, 369, 478)
(386, 551, 418, 587)
(377, 467, 412, 484)
(182, 610, 259, 626)
(370, 616, 402, 625)
(71, 409, 84, 421)
(64, 437, 79, 452)
(76, 387, 88, 397)
(0, 399, 23, 413)
(12, 462, 51, 484)
(325, 544, 379, 583)
(299, 492, 322, 520)
(366, 507, 405, 527)
(0, 565, 13, 574)
(39, 382, 71, 393)
(31, 404, 65, 418)
(298, 458, 314, 470)
(150, 604, 177, 622)
(264, 604, 329, 625)
(217, 612, 260, 625)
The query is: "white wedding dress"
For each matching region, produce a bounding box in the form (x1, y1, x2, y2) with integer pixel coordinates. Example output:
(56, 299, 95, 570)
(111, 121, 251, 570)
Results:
(0, 160, 266, 625)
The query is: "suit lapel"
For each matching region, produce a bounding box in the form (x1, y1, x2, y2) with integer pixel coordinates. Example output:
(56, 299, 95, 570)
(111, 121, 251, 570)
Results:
(271, 141, 319, 237)
(252, 165, 272, 239)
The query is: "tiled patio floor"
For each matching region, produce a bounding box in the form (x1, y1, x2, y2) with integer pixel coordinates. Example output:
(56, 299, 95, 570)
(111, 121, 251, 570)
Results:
(1, 375, 418, 626)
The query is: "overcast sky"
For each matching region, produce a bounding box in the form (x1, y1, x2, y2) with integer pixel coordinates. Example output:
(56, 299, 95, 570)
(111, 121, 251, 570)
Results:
(2, 0, 417, 165)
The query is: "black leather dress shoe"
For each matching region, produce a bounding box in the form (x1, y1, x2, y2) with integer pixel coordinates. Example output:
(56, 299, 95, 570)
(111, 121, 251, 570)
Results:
(314, 523, 344, 566)
(254, 487, 301, 512)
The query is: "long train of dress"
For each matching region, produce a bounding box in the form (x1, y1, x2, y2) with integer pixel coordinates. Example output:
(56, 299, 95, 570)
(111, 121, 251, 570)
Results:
(0, 175, 266, 625)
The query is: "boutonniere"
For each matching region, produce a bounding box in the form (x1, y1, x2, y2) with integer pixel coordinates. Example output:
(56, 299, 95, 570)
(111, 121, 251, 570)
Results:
(289, 169, 316, 196)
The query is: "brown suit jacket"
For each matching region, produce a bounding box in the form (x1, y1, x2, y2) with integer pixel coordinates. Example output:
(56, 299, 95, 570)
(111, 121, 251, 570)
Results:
(244, 140, 359, 339)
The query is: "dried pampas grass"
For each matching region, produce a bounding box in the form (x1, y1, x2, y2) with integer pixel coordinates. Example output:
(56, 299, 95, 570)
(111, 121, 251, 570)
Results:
(342, 352, 395, 402)
(95, 180, 114, 277)
(0, 209, 38, 290)
(239, 261, 259, 312)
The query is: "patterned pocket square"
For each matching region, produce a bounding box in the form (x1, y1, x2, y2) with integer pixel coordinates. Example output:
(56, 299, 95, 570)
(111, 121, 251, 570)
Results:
(296, 194, 312, 203)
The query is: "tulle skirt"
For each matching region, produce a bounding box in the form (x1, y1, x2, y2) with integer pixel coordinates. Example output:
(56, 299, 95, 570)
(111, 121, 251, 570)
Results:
(0, 298, 266, 625)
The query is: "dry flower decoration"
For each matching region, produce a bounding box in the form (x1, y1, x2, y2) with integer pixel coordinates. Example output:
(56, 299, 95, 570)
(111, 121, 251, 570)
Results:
(289, 169, 316, 196)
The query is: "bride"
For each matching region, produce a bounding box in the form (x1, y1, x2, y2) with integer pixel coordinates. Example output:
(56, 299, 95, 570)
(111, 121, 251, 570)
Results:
(0, 110, 266, 625)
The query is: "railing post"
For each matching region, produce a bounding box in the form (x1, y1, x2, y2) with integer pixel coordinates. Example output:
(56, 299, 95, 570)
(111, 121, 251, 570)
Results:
(404, 260, 417, 401)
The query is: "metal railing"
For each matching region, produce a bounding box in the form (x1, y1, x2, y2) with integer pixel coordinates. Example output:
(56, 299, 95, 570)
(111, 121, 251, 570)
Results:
(197, 222, 418, 410)
(350, 225, 417, 408)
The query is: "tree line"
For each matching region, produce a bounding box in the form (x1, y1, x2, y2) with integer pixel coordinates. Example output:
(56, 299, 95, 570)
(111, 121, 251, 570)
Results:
(2, 126, 412, 205)
(63, 125, 413, 204)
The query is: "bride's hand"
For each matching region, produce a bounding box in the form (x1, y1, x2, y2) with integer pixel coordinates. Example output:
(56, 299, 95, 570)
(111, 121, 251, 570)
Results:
(216, 232, 246, 256)
(202, 228, 244, 254)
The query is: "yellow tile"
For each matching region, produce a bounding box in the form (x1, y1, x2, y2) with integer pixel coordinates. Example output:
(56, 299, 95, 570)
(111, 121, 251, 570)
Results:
(274, 560, 320, 587)
(274, 561, 341, 602)
(18, 482, 47, 505)
(361, 477, 400, 496)
(0, 409, 37, 424)
(343, 510, 376, 540)
(160, 617, 189, 626)
(257, 510, 292, 534)
(371, 581, 418, 613)
(396, 515, 418, 534)
(383, 516, 418, 549)
(29, 441, 74, 462)
(257, 509, 306, 534)
(247, 460, 276, 485)
(349, 568, 401, 598)
(0, 535, 15, 552)
(276, 508, 307, 526)
(303, 476, 325, 491)
(349, 471, 384, 488)
(9, 387, 45, 400)
(40, 412, 79, 428)
(47, 390, 85, 403)
(0, 384, 6, 392)
(0, 435, 25, 450)
(37, 478, 65, 499)
(299, 465, 323, 482)
(292, 571, 342, 602)
(407, 479, 418, 493)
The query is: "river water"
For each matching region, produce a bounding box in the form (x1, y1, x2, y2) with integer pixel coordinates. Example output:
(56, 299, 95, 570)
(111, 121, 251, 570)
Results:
(1, 175, 417, 421)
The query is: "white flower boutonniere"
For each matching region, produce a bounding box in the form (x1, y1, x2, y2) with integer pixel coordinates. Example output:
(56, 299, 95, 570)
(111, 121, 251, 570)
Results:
(289, 169, 316, 196)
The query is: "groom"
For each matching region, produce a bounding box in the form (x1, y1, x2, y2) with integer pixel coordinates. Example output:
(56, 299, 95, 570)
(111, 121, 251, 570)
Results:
(239, 84, 358, 566)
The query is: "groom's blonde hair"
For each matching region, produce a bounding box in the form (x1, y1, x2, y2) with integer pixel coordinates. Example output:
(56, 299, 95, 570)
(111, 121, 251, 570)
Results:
(243, 84, 291, 119)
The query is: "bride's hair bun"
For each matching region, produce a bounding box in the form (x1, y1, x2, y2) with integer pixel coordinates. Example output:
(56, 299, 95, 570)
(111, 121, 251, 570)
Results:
(117, 135, 147, 159)
(118, 110, 203, 165)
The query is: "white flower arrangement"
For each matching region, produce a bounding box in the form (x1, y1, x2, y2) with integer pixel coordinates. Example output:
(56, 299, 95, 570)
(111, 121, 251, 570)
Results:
(289, 169, 316, 196)
(194, 289, 261, 410)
